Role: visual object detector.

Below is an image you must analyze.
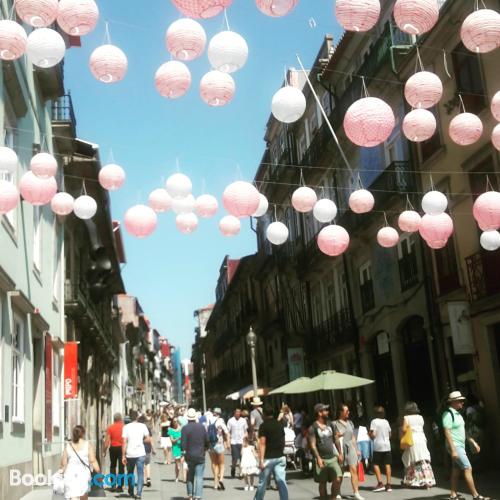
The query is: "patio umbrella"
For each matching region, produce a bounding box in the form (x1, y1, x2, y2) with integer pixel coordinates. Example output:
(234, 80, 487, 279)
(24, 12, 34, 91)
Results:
(225, 385, 269, 400)
(301, 370, 374, 393)
(241, 387, 270, 400)
(269, 377, 312, 395)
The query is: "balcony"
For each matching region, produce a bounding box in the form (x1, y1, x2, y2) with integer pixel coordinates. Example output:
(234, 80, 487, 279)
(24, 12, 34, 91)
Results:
(52, 94, 77, 153)
(466, 250, 500, 301)
(399, 251, 419, 292)
(310, 308, 355, 352)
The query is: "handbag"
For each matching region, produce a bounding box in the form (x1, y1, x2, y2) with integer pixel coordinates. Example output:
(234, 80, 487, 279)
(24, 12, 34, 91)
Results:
(69, 443, 106, 498)
(400, 420, 414, 450)
(357, 461, 365, 483)
(51, 470, 65, 496)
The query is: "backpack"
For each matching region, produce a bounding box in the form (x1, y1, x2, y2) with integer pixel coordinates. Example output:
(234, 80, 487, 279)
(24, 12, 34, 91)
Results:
(208, 422, 218, 446)
(434, 408, 454, 442)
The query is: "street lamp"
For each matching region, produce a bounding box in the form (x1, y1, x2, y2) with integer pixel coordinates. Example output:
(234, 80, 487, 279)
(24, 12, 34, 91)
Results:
(246, 327, 259, 401)
(200, 366, 207, 413)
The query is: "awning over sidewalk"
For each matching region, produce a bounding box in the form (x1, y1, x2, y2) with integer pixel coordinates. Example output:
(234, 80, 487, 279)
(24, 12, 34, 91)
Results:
(225, 385, 269, 401)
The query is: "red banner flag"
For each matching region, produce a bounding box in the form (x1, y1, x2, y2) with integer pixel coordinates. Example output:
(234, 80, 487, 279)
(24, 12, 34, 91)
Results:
(64, 342, 78, 399)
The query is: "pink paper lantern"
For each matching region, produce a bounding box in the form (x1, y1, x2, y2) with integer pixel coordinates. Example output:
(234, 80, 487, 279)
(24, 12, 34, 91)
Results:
(404, 71, 443, 109)
(349, 189, 375, 214)
(317, 224, 350, 257)
(171, 0, 233, 19)
(393, 0, 439, 35)
(335, 0, 380, 32)
(403, 108, 437, 142)
(57, 0, 99, 36)
(491, 91, 500, 121)
(256, 0, 298, 17)
(166, 18, 206, 61)
(20, 171, 57, 206)
(291, 186, 317, 213)
(473, 191, 500, 231)
(219, 215, 241, 236)
(377, 226, 400, 248)
(461, 9, 500, 54)
(98, 163, 125, 191)
(90, 45, 128, 84)
(0, 20, 27, 61)
(427, 238, 448, 250)
(222, 181, 260, 217)
(344, 97, 395, 147)
(155, 61, 191, 99)
(148, 188, 172, 213)
(176, 212, 199, 234)
(50, 192, 74, 216)
(200, 70, 235, 107)
(124, 204, 158, 238)
(0, 180, 19, 215)
(419, 213, 454, 242)
(492, 123, 500, 151)
(449, 112, 483, 146)
(30, 152, 57, 178)
(398, 210, 421, 233)
(195, 194, 218, 218)
(15, 0, 58, 28)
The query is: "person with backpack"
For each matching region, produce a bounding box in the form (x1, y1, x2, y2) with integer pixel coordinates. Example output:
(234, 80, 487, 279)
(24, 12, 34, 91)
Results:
(443, 391, 490, 500)
(308, 403, 343, 500)
(208, 407, 229, 491)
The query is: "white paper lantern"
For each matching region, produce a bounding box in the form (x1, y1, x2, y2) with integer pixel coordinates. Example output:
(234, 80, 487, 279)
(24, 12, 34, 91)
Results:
(398, 210, 421, 233)
(0, 20, 28, 61)
(491, 91, 500, 121)
(30, 152, 58, 179)
(422, 190, 447, 215)
(26, 28, 65, 68)
(0, 180, 19, 215)
(266, 221, 289, 245)
(292, 186, 317, 213)
(98, 163, 126, 191)
(480, 230, 500, 251)
(377, 226, 400, 248)
(90, 45, 128, 84)
(15, 0, 58, 28)
(195, 194, 218, 218)
(402, 108, 437, 142)
(219, 214, 241, 236)
(393, 0, 439, 35)
(449, 112, 483, 146)
(176, 212, 199, 234)
(0, 146, 18, 174)
(335, 0, 380, 32)
(256, 0, 298, 17)
(50, 192, 74, 216)
(208, 31, 249, 73)
(313, 199, 338, 223)
(73, 195, 97, 220)
(172, 194, 196, 214)
(200, 70, 235, 106)
(57, 0, 99, 36)
(492, 123, 500, 151)
(404, 71, 443, 109)
(271, 86, 306, 124)
(461, 9, 500, 54)
(252, 194, 269, 217)
(166, 173, 192, 199)
(149, 188, 172, 213)
(166, 18, 206, 61)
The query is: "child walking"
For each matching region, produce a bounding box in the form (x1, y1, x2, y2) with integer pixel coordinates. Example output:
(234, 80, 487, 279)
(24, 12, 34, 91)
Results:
(369, 405, 392, 492)
(168, 418, 185, 483)
(240, 437, 259, 491)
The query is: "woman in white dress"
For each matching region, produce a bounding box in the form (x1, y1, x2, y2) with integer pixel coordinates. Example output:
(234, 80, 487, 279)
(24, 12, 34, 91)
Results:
(60, 425, 101, 500)
(401, 402, 436, 488)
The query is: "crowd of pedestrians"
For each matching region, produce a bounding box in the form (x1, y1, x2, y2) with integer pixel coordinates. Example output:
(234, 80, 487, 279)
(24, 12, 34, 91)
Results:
(53, 390, 492, 500)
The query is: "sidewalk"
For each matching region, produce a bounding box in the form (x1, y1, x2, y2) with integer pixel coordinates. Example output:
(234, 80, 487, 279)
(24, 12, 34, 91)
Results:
(19, 458, 499, 500)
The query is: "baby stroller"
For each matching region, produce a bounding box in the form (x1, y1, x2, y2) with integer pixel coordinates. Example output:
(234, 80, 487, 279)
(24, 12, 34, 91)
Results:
(283, 427, 298, 470)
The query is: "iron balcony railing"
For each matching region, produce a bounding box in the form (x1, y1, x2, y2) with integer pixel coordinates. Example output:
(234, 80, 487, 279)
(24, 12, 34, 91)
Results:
(311, 308, 355, 351)
(52, 94, 77, 129)
(399, 251, 419, 292)
(466, 250, 500, 301)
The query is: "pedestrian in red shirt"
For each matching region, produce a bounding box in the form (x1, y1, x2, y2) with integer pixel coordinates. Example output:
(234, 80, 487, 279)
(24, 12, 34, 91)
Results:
(103, 413, 125, 492)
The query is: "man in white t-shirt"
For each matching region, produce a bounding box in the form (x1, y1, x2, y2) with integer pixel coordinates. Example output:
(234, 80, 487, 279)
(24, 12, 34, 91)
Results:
(369, 405, 392, 493)
(122, 410, 151, 499)
(227, 408, 248, 478)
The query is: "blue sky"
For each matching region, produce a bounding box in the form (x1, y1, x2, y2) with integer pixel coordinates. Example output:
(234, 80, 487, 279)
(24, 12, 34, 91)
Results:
(64, 0, 343, 358)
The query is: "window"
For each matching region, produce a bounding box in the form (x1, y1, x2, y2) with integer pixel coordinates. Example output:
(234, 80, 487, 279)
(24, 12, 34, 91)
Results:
(53, 223, 61, 302)
(297, 134, 306, 161)
(33, 206, 42, 272)
(451, 42, 487, 114)
(359, 261, 375, 312)
(52, 351, 60, 429)
(304, 118, 311, 149)
(12, 316, 25, 423)
(434, 237, 461, 295)
(321, 91, 331, 116)
(418, 106, 441, 164)
(398, 234, 419, 291)
(3, 100, 18, 228)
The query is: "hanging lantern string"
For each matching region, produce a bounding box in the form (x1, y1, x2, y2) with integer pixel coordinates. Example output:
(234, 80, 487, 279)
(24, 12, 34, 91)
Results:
(81, 179, 87, 196)
(383, 211, 389, 227)
(428, 174, 435, 191)
(104, 21, 112, 44)
(442, 50, 452, 78)
(485, 175, 494, 192)
(274, 204, 278, 222)
(415, 46, 425, 73)
(405, 194, 415, 211)
(474, 0, 487, 10)
(296, 53, 354, 175)
(458, 93, 467, 113)
(360, 76, 369, 98)
(356, 172, 364, 190)
(223, 8, 231, 31)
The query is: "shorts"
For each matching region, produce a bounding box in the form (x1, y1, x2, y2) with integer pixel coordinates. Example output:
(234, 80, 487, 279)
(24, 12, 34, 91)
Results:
(211, 443, 225, 455)
(160, 437, 172, 449)
(314, 457, 342, 483)
(373, 451, 392, 466)
(145, 453, 151, 465)
(231, 444, 242, 462)
(450, 446, 471, 470)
